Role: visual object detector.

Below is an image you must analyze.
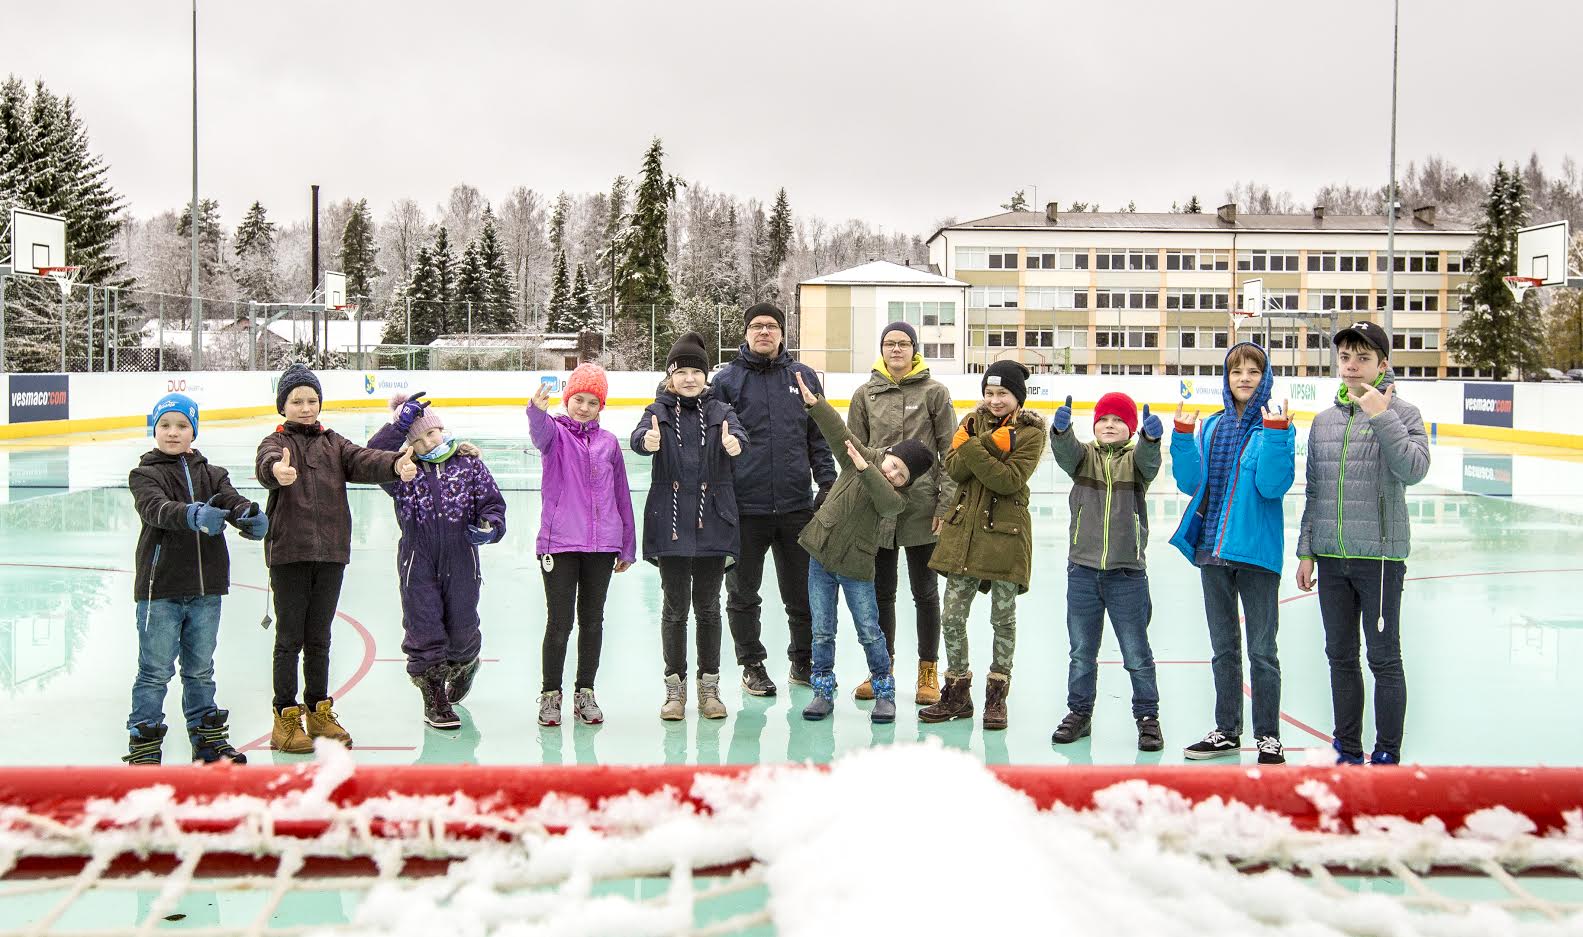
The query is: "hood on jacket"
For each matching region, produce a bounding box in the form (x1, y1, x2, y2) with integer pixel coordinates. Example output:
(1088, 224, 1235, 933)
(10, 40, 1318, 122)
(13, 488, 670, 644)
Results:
(736, 342, 794, 371)
(870, 354, 929, 384)
(1221, 341, 1275, 418)
(139, 447, 210, 469)
(1335, 366, 1398, 407)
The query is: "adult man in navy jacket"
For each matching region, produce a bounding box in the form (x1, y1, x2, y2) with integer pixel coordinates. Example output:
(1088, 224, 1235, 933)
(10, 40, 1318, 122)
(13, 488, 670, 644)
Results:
(713, 302, 838, 697)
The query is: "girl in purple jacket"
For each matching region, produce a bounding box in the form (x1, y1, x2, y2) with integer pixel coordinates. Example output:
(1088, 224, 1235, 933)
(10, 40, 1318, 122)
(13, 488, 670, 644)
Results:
(526, 363, 638, 727)
(369, 394, 507, 731)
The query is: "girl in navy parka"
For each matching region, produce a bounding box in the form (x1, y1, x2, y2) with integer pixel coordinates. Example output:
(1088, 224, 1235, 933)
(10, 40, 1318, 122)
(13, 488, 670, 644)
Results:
(369, 393, 507, 731)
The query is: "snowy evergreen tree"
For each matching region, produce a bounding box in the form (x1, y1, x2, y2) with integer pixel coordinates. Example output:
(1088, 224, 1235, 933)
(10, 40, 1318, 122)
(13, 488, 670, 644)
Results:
(549, 192, 570, 259)
(177, 198, 225, 291)
(473, 206, 518, 332)
(1543, 287, 1583, 370)
(1447, 163, 1545, 378)
(765, 187, 793, 282)
(568, 262, 595, 332)
(1184, 195, 1203, 213)
(232, 201, 278, 302)
(456, 240, 485, 333)
(1000, 189, 1029, 212)
(400, 246, 445, 346)
(341, 198, 380, 306)
(430, 226, 457, 333)
(597, 174, 629, 307)
(547, 250, 572, 332)
(616, 138, 681, 333)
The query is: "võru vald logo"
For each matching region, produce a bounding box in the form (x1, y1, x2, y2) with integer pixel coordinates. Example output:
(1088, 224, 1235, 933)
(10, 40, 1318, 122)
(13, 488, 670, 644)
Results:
(1179, 380, 1193, 400)
(364, 374, 377, 395)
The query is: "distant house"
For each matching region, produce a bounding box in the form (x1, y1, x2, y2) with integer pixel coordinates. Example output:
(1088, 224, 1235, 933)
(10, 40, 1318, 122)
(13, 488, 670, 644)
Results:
(796, 260, 968, 375)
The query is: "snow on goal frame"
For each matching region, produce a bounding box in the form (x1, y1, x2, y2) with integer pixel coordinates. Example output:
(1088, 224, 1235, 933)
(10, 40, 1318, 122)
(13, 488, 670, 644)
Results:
(1, 745, 1581, 936)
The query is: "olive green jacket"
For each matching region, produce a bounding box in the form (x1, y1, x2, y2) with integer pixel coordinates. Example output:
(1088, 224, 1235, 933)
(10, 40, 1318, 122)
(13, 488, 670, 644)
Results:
(796, 398, 907, 580)
(846, 357, 958, 549)
(928, 405, 1047, 591)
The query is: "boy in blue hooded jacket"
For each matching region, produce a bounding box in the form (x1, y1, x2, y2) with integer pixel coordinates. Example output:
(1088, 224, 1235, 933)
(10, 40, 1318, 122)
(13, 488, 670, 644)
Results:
(1168, 342, 1295, 765)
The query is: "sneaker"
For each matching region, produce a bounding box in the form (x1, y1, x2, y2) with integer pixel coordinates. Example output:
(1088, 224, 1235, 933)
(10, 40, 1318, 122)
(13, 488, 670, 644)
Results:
(741, 662, 777, 697)
(1136, 715, 1164, 752)
(537, 690, 563, 727)
(1333, 738, 1365, 765)
(1051, 711, 1091, 745)
(189, 709, 247, 764)
(660, 674, 686, 721)
(571, 688, 602, 725)
(1255, 736, 1286, 765)
(122, 722, 167, 765)
(697, 673, 728, 720)
(1183, 729, 1240, 760)
(1369, 750, 1399, 766)
(788, 660, 813, 687)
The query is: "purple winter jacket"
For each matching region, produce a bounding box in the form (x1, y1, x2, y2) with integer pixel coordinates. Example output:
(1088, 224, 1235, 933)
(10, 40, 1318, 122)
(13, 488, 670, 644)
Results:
(527, 405, 637, 564)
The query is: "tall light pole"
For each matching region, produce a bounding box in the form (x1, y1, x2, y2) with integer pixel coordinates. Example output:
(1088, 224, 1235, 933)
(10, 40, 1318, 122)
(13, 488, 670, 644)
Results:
(1383, 0, 1400, 337)
(188, 0, 201, 367)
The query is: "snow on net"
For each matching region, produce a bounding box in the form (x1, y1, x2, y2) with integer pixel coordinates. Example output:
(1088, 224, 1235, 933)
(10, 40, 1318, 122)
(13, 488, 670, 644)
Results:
(2, 740, 1581, 936)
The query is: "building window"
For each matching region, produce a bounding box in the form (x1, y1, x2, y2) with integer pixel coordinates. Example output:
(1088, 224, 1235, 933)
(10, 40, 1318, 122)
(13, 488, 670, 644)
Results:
(1306, 332, 1324, 349)
(984, 329, 1018, 348)
(1242, 289, 1299, 312)
(1375, 291, 1440, 313)
(954, 247, 988, 269)
(1390, 328, 1441, 350)
(1055, 326, 1089, 348)
(888, 300, 957, 326)
(1165, 249, 1230, 271)
(1027, 329, 1054, 348)
(1026, 287, 1088, 310)
(1096, 249, 1159, 271)
(1096, 289, 1158, 310)
(1059, 249, 1090, 270)
(1237, 249, 1299, 272)
(1387, 251, 1441, 273)
(922, 342, 956, 359)
(1446, 252, 1465, 273)
(1311, 290, 1371, 312)
(967, 287, 1018, 308)
(1306, 250, 1368, 272)
(1165, 289, 1230, 311)
(987, 250, 1019, 270)
(1100, 364, 1154, 376)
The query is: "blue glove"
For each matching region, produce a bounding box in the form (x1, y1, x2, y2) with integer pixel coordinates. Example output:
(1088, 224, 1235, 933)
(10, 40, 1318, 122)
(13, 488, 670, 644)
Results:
(1052, 395, 1073, 434)
(393, 391, 429, 432)
(233, 504, 269, 541)
(185, 494, 226, 536)
(467, 522, 497, 547)
(1141, 404, 1163, 440)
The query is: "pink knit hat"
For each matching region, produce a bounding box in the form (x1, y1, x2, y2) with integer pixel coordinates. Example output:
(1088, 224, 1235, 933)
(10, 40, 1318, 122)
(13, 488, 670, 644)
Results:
(391, 393, 445, 441)
(564, 362, 608, 408)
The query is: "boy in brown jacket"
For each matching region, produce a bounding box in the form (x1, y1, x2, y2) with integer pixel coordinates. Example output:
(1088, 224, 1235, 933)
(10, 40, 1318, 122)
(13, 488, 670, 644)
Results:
(255, 364, 417, 752)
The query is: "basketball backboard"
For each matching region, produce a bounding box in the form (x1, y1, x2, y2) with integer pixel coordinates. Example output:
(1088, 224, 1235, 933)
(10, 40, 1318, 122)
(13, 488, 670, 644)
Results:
(5, 208, 67, 276)
(1515, 221, 1570, 287)
(323, 271, 347, 309)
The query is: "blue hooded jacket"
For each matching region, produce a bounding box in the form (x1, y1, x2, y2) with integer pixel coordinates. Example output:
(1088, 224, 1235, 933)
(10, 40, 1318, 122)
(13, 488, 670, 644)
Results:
(1168, 343, 1296, 573)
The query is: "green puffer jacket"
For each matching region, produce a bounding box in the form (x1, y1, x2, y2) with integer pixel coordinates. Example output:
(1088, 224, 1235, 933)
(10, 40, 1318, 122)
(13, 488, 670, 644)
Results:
(846, 357, 958, 549)
(928, 406, 1047, 591)
(1049, 427, 1162, 572)
(796, 398, 907, 580)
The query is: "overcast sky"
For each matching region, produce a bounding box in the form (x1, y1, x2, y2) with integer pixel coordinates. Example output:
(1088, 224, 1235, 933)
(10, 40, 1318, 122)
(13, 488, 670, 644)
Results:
(11, 0, 1579, 233)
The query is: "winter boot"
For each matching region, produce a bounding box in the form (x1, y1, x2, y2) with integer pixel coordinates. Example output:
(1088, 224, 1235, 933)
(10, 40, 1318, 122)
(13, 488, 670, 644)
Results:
(870, 673, 896, 724)
(411, 668, 460, 730)
(660, 674, 687, 721)
(1333, 738, 1365, 765)
(305, 698, 355, 746)
(1051, 711, 1091, 744)
(982, 672, 1010, 731)
(572, 688, 603, 725)
(741, 662, 776, 697)
(1369, 749, 1399, 766)
(271, 706, 314, 754)
(915, 660, 941, 706)
(122, 722, 167, 765)
(697, 673, 728, 719)
(189, 709, 247, 764)
(918, 671, 974, 723)
(802, 672, 836, 720)
(447, 657, 481, 705)
(537, 690, 563, 726)
(1136, 715, 1164, 753)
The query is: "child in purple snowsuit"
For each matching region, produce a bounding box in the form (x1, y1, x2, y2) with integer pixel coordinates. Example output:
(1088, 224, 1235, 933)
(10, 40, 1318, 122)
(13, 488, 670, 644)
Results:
(369, 392, 506, 731)
(526, 363, 637, 727)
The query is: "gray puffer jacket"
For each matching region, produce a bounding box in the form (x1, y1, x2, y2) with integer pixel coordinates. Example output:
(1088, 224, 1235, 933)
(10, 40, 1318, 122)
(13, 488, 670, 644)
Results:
(1297, 371, 1430, 561)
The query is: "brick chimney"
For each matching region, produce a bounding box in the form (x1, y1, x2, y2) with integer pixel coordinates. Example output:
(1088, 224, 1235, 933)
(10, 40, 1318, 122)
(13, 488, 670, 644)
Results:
(1045, 201, 1059, 223)
(1313, 205, 1326, 222)
(1412, 204, 1437, 226)
(1216, 203, 1237, 224)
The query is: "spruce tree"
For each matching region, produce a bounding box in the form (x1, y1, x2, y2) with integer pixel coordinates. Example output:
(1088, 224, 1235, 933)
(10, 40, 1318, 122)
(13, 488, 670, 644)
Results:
(474, 206, 518, 332)
(402, 246, 444, 345)
(430, 226, 457, 333)
(1184, 195, 1203, 213)
(549, 192, 570, 258)
(765, 187, 792, 277)
(232, 201, 278, 303)
(1447, 163, 1545, 378)
(341, 198, 380, 306)
(547, 250, 572, 332)
(616, 138, 681, 333)
(1000, 189, 1029, 212)
(598, 175, 629, 306)
(177, 198, 225, 292)
(569, 262, 593, 332)
(456, 241, 484, 333)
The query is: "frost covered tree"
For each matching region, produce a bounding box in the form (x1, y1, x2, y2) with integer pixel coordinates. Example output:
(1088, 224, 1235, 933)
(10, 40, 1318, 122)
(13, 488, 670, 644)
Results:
(429, 226, 458, 333)
(1184, 195, 1202, 213)
(597, 174, 629, 306)
(547, 249, 572, 332)
(1000, 189, 1029, 212)
(567, 262, 595, 333)
(765, 187, 793, 278)
(177, 198, 225, 291)
(232, 201, 278, 303)
(1448, 163, 1545, 378)
(399, 246, 445, 346)
(616, 138, 681, 336)
(456, 241, 484, 333)
(341, 198, 380, 306)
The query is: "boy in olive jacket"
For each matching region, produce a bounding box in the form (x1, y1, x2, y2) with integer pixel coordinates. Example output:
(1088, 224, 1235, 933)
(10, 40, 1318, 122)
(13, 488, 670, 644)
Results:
(792, 373, 935, 724)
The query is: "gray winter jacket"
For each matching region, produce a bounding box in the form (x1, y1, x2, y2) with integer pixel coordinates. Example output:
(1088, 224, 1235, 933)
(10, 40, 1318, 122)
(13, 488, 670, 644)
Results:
(1296, 372, 1430, 561)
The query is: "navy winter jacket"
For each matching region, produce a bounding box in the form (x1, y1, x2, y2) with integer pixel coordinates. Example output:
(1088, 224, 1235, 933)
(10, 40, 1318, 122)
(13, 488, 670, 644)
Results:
(711, 343, 838, 514)
(631, 388, 747, 564)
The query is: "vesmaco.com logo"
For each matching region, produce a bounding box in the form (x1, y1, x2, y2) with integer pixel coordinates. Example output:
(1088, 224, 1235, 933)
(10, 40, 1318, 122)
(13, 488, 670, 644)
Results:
(8, 375, 70, 423)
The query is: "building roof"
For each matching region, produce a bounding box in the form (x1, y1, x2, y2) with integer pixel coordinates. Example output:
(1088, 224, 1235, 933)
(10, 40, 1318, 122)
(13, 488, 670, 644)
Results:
(931, 210, 1474, 242)
(799, 259, 967, 287)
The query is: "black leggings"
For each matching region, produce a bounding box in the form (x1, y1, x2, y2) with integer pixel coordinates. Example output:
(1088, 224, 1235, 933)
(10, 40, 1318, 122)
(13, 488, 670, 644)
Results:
(540, 552, 617, 692)
(874, 543, 941, 662)
(271, 561, 346, 711)
(660, 555, 727, 678)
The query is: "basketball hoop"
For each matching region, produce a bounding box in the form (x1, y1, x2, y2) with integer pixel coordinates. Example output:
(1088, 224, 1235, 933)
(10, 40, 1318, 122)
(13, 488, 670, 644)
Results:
(1503, 275, 1542, 303)
(35, 265, 81, 299)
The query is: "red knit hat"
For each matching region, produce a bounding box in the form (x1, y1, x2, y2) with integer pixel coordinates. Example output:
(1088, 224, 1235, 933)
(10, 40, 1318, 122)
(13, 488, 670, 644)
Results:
(1093, 391, 1139, 436)
(564, 362, 608, 408)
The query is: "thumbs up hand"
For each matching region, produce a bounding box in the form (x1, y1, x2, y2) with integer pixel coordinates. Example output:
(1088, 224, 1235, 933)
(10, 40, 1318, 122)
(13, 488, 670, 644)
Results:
(271, 447, 298, 486)
(642, 414, 662, 453)
(1141, 404, 1163, 441)
(395, 446, 418, 483)
(721, 419, 742, 457)
(1052, 395, 1073, 434)
(186, 493, 228, 536)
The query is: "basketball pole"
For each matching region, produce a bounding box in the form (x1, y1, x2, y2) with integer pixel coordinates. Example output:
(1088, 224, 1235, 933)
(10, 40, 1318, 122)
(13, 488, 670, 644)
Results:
(1383, 0, 1399, 337)
(189, 0, 202, 369)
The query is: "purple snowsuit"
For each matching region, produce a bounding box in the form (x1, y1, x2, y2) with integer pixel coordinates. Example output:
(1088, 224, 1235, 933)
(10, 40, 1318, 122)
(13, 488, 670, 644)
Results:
(527, 406, 637, 563)
(368, 423, 507, 675)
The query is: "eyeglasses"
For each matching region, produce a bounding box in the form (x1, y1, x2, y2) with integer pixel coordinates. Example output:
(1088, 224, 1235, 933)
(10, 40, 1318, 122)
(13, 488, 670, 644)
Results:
(882, 341, 914, 350)
(747, 323, 781, 334)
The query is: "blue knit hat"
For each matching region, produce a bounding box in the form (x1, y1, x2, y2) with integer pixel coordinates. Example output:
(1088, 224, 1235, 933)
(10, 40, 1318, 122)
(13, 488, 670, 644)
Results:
(276, 363, 323, 415)
(151, 393, 200, 438)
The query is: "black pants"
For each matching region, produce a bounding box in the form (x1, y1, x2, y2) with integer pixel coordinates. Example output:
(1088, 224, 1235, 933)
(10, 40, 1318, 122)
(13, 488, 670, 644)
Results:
(540, 551, 616, 693)
(1317, 557, 1407, 759)
(660, 555, 727, 678)
(271, 561, 346, 711)
(874, 542, 941, 662)
(726, 510, 814, 668)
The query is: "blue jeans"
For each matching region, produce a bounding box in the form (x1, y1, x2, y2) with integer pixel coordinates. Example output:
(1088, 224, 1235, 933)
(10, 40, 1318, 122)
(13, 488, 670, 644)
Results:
(1201, 564, 1282, 739)
(128, 595, 222, 732)
(807, 557, 891, 682)
(1065, 563, 1158, 718)
(1317, 557, 1407, 760)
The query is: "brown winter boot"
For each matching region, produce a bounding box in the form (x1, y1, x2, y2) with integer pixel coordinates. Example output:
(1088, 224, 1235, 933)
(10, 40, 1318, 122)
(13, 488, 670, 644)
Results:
(853, 668, 892, 701)
(983, 672, 1010, 731)
(305, 698, 353, 748)
(271, 706, 313, 754)
(915, 661, 940, 706)
(918, 670, 973, 723)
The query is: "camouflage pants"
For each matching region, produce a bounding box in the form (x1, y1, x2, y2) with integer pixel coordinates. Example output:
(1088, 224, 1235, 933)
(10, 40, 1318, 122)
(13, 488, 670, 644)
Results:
(939, 574, 1018, 677)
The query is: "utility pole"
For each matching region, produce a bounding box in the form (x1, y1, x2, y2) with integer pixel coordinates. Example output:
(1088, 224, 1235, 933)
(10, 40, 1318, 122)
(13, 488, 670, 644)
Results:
(189, 0, 201, 368)
(310, 184, 321, 354)
(1384, 0, 1400, 336)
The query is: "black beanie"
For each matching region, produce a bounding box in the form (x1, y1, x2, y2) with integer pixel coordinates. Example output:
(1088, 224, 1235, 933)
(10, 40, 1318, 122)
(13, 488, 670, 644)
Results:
(885, 438, 936, 487)
(744, 302, 786, 331)
(880, 320, 918, 350)
(982, 360, 1030, 406)
(666, 331, 710, 374)
(276, 363, 323, 415)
